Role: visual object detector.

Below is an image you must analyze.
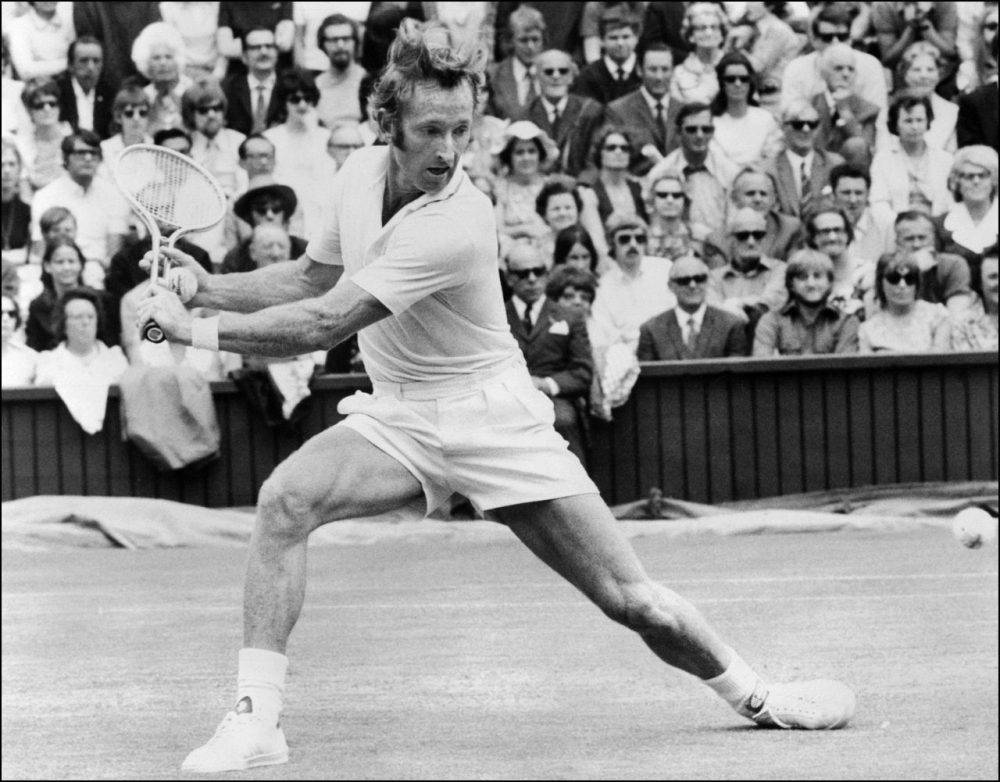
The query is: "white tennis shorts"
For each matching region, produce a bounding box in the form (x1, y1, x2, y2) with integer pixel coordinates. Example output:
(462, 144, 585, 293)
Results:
(337, 357, 599, 514)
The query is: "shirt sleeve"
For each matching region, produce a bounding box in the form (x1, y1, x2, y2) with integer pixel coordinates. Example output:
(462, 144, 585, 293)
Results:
(349, 211, 475, 315)
(304, 163, 346, 266)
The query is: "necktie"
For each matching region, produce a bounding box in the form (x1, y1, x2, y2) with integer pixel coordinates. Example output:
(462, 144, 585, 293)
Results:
(616, 66, 625, 82)
(551, 106, 562, 137)
(253, 85, 266, 133)
(654, 100, 665, 143)
(523, 68, 535, 105)
(800, 159, 812, 210)
(523, 308, 533, 334)
(685, 316, 698, 350)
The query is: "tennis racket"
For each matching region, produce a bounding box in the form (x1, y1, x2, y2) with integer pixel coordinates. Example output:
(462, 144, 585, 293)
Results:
(113, 144, 227, 343)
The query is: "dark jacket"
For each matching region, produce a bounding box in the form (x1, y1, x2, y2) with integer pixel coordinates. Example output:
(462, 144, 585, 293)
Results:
(505, 297, 593, 398)
(55, 70, 116, 139)
(222, 73, 285, 136)
(518, 94, 604, 177)
(221, 235, 308, 275)
(26, 286, 117, 351)
(604, 89, 682, 177)
(572, 59, 641, 106)
(637, 305, 748, 360)
(956, 81, 999, 152)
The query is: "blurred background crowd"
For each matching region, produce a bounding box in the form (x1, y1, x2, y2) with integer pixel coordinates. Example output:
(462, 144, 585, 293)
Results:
(1, 1, 997, 462)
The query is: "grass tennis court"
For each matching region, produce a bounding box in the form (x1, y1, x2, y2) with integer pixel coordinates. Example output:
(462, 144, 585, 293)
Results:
(3, 524, 997, 780)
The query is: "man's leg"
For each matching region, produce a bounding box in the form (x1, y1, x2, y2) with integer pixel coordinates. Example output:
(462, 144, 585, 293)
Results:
(494, 492, 855, 728)
(183, 426, 424, 772)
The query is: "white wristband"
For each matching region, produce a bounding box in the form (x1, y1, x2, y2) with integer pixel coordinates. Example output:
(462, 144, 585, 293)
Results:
(191, 315, 220, 352)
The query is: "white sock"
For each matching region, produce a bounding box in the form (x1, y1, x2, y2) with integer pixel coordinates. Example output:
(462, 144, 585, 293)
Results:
(236, 648, 288, 722)
(703, 648, 768, 717)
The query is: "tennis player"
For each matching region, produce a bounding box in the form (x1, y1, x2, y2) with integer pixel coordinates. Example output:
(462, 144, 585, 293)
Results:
(137, 22, 855, 774)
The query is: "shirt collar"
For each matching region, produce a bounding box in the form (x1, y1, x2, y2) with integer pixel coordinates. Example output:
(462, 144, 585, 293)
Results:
(511, 295, 545, 319)
(722, 256, 777, 277)
(604, 54, 636, 78)
(674, 303, 707, 329)
(640, 87, 667, 112)
(785, 148, 814, 168)
(72, 79, 94, 99)
(249, 73, 276, 90)
(779, 298, 840, 319)
(512, 58, 533, 80)
(542, 96, 568, 115)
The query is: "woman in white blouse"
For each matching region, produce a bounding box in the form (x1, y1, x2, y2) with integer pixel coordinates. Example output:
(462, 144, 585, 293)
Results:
(671, 3, 729, 106)
(939, 145, 999, 258)
(131, 22, 193, 135)
(895, 41, 958, 153)
(859, 253, 951, 353)
(709, 51, 782, 168)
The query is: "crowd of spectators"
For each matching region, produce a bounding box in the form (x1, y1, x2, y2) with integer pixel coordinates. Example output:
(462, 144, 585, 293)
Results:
(1, 2, 998, 463)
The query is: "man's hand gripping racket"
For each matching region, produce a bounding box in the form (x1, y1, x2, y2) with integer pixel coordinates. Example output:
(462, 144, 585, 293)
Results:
(113, 144, 226, 343)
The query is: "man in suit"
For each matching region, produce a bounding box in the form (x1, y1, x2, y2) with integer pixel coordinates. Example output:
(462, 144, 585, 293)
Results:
(605, 43, 682, 178)
(723, 166, 802, 262)
(956, 78, 999, 152)
(223, 27, 285, 136)
(504, 242, 593, 464)
(487, 6, 544, 121)
(520, 49, 604, 177)
(55, 36, 115, 139)
(765, 99, 844, 219)
(571, 7, 642, 106)
(638, 254, 748, 360)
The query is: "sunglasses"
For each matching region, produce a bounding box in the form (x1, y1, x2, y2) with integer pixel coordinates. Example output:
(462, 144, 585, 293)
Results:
(323, 35, 354, 44)
(723, 74, 750, 84)
(196, 103, 224, 114)
(817, 31, 850, 43)
(603, 143, 630, 152)
(542, 67, 571, 76)
(286, 93, 313, 105)
(884, 270, 919, 286)
(733, 230, 767, 242)
(984, 21, 998, 31)
(759, 84, 780, 96)
(246, 42, 277, 51)
(670, 274, 708, 286)
(957, 170, 990, 182)
(654, 190, 684, 200)
(252, 203, 284, 216)
(615, 232, 647, 245)
(786, 119, 819, 131)
(120, 106, 149, 118)
(32, 99, 58, 109)
(509, 266, 548, 279)
(682, 125, 714, 135)
(68, 148, 100, 158)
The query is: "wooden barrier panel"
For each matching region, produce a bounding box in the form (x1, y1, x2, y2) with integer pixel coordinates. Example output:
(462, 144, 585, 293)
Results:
(3, 353, 997, 507)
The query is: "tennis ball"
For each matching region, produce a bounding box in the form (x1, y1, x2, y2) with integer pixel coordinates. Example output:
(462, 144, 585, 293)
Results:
(951, 507, 998, 549)
(165, 266, 199, 303)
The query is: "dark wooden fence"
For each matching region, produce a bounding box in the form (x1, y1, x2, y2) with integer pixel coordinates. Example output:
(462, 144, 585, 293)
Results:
(3, 352, 996, 507)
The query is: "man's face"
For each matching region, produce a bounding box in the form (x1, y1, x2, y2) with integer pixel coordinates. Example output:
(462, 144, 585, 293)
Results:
(640, 50, 673, 98)
(193, 100, 225, 137)
(321, 23, 355, 70)
(668, 256, 710, 311)
(249, 229, 291, 267)
(556, 285, 593, 317)
(611, 225, 648, 271)
(506, 246, 549, 304)
(388, 82, 473, 196)
(729, 209, 767, 266)
(897, 104, 929, 143)
(63, 297, 98, 349)
(679, 110, 714, 156)
(536, 52, 573, 100)
(981, 256, 999, 310)
(783, 106, 820, 155)
(603, 24, 637, 64)
(833, 176, 869, 221)
(241, 138, 275, 177)
(244, 30, 278, 73)
(65, 139, 101, 183)
(326, 127, 364, 166)
(895, 218, 935, 252)
(811, 211, 849, 258)
(511, 25, 543, 66)
(733, 173, 775, 213)
(72, 42, 103, 92)
(813, 20, 851, 52)
(791, 267, 832, 305)
(148, 44, 179, 83)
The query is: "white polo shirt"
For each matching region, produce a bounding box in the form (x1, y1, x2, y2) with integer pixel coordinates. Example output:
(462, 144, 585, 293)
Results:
(306, 145, 520, 383)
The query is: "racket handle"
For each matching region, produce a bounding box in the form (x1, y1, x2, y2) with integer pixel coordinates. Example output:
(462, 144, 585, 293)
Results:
(142, 320, 166, 343)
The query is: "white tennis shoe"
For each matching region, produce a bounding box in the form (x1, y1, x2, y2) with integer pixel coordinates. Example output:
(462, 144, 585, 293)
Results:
(746, 679, 856, 730)
(181, 697, 289, 773)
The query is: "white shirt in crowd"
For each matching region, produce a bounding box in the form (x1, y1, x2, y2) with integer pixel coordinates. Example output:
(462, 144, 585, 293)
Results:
(589, 255, 676, 357)
(30, 173, 130, 263)
(5, 3, 75, 81)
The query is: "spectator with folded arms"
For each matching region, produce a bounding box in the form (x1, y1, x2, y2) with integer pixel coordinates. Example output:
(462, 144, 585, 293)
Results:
(802, 200, 872, 314)
(645, 171, 721, 266)
(812, 42, 880, 168)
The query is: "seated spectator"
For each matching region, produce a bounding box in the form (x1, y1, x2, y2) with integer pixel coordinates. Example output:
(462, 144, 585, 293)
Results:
(486, 6, 543, 121)
(572, 6, 642, 106)
(546, 263, 599, 318)
(99, 86, 154, 180)
(802, 200, 872, 313)
(670, 3, 728, 105)
(29, 131, 130, 278)
(35, 287, 129, 391)
(160, 0, 224, 80)
(645, 171, 721, 265)
(133, 22, 194, 135)
(951, 243, 998, 351)
(604, 43, 682, 178)
(325, 122, 365, 170)
(314, 14, 368, 127)
(26, 239, 115, 351)
(71, 3, 161, 89)
(812, 42, 880, 167)
(937, 146, 999, 260)
(891, 209, 973, 315)
(871, 0, 958, 77)
(710, 51, 782, 168)
(956, 3, 998, 93)
(519, 49, 604, 178)
(223, 185, 306, 273)
(1, 292, 37, 387)
(504, 242, 593, 464)
(587, 126, 648, 225)
(534, 176, 608, 265)
(706, 206, 788, 330)
(216, 3, 295, 80)
(16, 205, 77, 311)
(896, 41, 957, 153)
(753, 248, 860, 356)
(724, 166, 801, 263)
(2, 38, 34, 139)
(764, 98, 843, 219)
(830, 163, 897, 265)
(638, 253, 748, 360)
(859, 251, 952, 353)
(645, 102, 740, 237)
(222, 27, 286, 137)
(185, 79, 246, 198)
(5, 1, 74, 81)
(869, 91, 953, 217)
(236, 132, 277, 193)
(15, 76, 73, 192)
(491, 121, 559, 250)
(730, 1, 804, 91)
(553, 225, 600, 275)
(1, 139, 31, 266)
(53, 37, 115, 140)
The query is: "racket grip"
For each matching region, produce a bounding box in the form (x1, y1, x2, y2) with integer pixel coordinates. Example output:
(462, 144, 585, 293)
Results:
(142, 320, 166, 343)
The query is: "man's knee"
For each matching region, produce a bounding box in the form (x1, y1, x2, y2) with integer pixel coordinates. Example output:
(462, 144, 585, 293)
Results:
(257, 463, 345, 540)
(602, 580, 684, 636)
